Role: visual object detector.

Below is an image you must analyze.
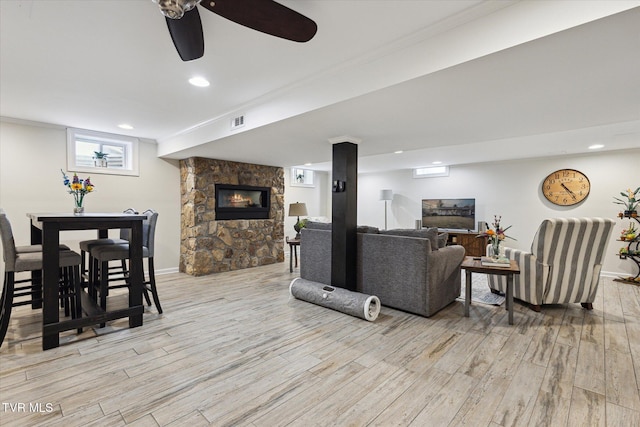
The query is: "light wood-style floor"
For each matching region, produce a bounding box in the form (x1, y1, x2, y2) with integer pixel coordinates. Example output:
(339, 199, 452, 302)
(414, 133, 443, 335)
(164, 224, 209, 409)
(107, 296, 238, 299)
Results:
(1, 260, 639, 426)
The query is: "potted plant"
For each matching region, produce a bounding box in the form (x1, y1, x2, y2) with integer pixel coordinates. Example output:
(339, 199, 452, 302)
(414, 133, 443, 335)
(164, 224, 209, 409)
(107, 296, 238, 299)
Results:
(93, 151, 108, 167)
(614, 187, 639, 218)
(620, 222, 638, 241)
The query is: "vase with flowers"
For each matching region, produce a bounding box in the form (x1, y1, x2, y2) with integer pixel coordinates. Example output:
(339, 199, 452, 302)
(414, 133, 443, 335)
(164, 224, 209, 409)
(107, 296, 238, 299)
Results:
(614, 187, 639, 218)
(477, 215, 516, 259)
(61, 169, 95, 214)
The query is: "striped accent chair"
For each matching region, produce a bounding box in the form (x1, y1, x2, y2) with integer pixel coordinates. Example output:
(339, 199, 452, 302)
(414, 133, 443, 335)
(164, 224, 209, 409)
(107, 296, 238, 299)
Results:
(487, 218, 615, 311)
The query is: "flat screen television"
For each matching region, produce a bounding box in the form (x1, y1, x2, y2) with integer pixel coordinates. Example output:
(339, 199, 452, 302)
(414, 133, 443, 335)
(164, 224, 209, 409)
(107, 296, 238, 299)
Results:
(422, 198, 475, 231)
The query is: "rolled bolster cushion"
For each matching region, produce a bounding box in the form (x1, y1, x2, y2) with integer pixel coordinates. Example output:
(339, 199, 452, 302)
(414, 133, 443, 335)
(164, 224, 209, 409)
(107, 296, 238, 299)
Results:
(289, 278, 381, 321)
(379, 227, 439, 251)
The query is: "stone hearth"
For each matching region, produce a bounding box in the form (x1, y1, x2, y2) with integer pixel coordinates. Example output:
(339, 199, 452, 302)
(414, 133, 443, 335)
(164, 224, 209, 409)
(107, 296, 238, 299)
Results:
(180, 157, 285, 276)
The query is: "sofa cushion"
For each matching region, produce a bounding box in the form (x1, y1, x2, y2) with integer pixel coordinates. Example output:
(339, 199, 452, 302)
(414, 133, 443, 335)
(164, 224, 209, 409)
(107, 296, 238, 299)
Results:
(357, 225, 380, 234)
(380, 227, 439, 251)
(305, 221, 332, 230)
(437, 232, 448, 248)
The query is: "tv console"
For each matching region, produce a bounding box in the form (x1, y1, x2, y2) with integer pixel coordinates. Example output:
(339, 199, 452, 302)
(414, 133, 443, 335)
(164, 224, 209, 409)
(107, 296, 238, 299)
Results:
(446, 231, 488, 257)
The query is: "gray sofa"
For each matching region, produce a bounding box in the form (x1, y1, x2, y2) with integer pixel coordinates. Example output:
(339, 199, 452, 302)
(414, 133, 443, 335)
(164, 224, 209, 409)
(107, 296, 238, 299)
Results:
(300, 223, 465, 317)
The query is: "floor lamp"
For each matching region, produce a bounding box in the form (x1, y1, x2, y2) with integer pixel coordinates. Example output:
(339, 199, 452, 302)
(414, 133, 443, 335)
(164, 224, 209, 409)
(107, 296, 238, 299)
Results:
(380, 189, 393, 230)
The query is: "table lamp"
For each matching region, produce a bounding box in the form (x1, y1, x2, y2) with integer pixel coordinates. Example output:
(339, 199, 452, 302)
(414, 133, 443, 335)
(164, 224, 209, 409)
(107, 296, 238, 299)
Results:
(289, 202, 308, 239)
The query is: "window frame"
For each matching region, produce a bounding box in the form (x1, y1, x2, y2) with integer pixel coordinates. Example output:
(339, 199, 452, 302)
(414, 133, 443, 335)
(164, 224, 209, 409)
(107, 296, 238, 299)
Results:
(66, 128, 140, 176)
(413, 165, 450, 178)
(290, 168, 315, 187)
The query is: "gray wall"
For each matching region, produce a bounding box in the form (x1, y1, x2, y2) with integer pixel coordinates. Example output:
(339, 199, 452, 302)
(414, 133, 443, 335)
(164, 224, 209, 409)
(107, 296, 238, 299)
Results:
(283, 168, 331, 240)
(356, 149, 640, 277)
(0, 119, 181, 275)
(2, 117, 638, 279)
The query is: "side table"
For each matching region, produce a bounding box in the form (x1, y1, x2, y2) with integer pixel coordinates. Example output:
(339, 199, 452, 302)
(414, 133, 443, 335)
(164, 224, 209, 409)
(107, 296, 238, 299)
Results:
(461, 256, 520, 325)
(286, 237, 301, 272)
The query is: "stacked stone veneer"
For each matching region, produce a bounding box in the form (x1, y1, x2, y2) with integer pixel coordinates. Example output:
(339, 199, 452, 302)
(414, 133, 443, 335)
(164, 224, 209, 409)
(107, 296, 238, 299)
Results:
(180, 157, 285, 276)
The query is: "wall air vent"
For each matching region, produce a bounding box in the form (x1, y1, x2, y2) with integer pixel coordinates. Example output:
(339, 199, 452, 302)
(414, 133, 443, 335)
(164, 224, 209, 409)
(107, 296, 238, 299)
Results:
(231, 115, 245, 130)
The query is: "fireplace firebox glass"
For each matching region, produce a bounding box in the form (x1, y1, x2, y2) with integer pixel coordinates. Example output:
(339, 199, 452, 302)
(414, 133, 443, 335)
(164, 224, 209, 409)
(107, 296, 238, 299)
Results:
(215, 184, 270, 220)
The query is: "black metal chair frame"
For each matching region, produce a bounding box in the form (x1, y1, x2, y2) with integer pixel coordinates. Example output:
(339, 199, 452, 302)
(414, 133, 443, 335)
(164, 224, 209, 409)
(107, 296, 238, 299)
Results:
(1, 211, 83, 346)
(89, 209, 162, 315)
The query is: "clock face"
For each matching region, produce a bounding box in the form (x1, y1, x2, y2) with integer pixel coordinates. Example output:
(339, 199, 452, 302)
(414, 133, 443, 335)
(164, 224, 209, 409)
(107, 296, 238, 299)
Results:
(542, 169, 590, 206)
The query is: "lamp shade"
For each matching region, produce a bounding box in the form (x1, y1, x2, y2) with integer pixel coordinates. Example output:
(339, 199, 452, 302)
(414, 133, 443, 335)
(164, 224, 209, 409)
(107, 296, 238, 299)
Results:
(380, 189, 393, 201)
(289, 202, 308, 217)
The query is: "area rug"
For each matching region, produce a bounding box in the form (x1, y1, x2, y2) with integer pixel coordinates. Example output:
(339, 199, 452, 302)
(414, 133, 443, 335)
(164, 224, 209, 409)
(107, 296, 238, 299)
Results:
(458, 273, 505, 306)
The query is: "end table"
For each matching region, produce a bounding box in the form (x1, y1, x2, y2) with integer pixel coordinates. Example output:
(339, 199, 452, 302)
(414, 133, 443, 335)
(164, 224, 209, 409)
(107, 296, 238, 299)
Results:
(461, 256, 520, 325)
(286, 237, 301, 272)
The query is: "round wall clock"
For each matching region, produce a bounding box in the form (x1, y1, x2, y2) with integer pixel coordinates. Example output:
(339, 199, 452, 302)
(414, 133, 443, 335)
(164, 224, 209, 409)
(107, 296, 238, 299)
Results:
(542, 169, 590, 206)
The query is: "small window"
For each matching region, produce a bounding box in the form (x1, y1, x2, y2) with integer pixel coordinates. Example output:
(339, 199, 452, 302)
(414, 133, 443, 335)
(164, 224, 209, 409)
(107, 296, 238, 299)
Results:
(413, 166, 449, 178)
(291, 168, 314, 187)
(67, 128, 139, 176)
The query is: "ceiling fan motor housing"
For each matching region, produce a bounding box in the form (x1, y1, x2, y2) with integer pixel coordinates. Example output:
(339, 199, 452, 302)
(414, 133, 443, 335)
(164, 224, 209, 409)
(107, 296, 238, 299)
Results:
(153, 0, 202, 19)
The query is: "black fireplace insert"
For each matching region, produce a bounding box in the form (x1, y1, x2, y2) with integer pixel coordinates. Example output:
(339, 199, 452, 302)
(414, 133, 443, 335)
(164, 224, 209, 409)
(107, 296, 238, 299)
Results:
(215, 184, 270, 220)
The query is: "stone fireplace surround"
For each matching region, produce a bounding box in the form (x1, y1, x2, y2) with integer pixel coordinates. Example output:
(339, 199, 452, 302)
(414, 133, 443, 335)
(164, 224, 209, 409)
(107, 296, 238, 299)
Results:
(180, 157, 285, 276)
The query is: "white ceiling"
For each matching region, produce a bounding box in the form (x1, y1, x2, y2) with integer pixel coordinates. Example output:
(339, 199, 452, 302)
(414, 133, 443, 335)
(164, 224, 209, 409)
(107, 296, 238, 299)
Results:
(1, 1, 639, 173)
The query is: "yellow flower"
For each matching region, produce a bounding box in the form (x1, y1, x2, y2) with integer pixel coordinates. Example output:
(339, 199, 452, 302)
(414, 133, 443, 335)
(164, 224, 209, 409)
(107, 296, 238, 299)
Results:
(86, 185, 94, 192)
(71, 183, 82, 190)
(486, 229, 496, 236)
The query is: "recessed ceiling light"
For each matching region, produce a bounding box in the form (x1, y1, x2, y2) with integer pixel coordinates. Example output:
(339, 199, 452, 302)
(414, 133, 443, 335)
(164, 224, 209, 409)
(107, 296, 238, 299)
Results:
(189, 76, 210, 87)
(432, 161, 442, 165)
(304, 163, 312, 166)
(394, 150, 403, 154)
(588, 144, 604, 150)
(118, 123, 134, 130)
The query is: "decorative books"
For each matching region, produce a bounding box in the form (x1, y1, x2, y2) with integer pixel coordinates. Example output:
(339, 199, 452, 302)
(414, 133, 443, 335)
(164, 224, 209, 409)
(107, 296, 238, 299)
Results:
(480, 256, 511, 267)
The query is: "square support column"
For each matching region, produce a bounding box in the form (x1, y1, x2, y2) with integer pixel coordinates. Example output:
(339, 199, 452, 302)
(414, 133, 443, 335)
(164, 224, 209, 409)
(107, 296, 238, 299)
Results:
(331, 142, 358, 291)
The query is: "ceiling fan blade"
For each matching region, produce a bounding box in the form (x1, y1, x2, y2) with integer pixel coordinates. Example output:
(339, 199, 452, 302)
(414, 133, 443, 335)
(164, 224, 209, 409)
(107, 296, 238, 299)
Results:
(200, 0, 317, 43)
(165, 7, 205, 61)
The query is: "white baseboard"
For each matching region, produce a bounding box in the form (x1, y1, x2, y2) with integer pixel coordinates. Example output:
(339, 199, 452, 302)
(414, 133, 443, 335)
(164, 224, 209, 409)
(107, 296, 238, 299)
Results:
(156, 267, 179, 275)
(600, 270, 629, 278)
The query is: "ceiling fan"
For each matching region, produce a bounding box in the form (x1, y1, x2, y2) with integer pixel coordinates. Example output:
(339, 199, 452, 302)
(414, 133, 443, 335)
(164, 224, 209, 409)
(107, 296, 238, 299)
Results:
(152, 0, 318, 61)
